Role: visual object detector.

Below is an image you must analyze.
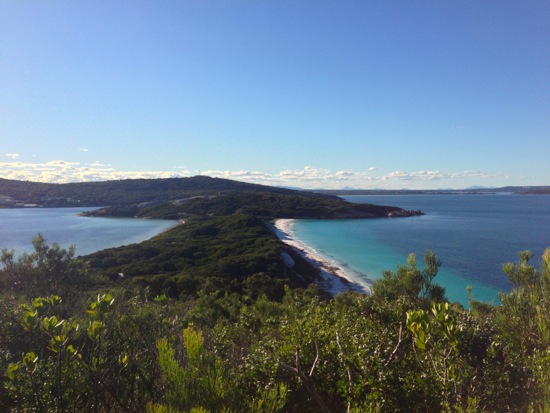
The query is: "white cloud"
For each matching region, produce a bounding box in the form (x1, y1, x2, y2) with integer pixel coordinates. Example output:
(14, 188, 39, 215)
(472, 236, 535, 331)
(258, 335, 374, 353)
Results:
(203, 167, 508, 189)
(336, 170, 354, 177)
(47, 160, 80, 166)
(0, 160, 510, 189)
(0, 160, 189, 184)
(203, 167, 375, 188)
(5, 153, 20, 159)
(386, 170, 447, 180)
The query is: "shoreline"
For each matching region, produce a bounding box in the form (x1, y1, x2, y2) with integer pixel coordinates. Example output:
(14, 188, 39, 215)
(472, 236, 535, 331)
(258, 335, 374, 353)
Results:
(155, 218, 185, 235)
(272, 219, 372, 295)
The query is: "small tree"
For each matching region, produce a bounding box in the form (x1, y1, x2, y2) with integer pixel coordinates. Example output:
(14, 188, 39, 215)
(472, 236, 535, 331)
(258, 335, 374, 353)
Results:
(372, 251, 446, 303)
(0, 234, 88, 298)
(496, 248, 550, 411)
(154, 327, 236, 412)
(406, 302, 462, 409)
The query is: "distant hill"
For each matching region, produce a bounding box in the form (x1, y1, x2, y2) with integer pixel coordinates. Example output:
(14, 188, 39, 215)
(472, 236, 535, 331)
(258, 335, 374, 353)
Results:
(4, 177, 547, 208)
(83, 190, 408, 220)
(500, 186, 550, 194)
(314, 186, 550, 196)
(0, 176, 335, 207)
(0, 176, 413, 219)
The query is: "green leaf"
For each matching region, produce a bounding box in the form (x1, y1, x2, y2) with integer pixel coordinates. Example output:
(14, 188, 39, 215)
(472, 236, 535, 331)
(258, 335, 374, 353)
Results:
(414, 338, 426, 350)
(6, 363, 20, 381)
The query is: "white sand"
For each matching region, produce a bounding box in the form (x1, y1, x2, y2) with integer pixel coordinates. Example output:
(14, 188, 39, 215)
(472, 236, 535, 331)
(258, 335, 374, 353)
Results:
(272, 219, 372, 295)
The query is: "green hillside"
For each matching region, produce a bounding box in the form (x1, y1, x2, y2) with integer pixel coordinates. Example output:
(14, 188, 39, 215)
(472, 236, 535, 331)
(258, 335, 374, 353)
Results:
(0, 176, 335, 207)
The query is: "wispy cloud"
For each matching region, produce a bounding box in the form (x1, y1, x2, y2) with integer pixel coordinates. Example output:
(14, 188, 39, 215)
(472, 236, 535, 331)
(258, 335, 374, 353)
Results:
(0, 160, 509, 189)
(383, 170, 503, 182)
(0, 160, 190, 184)
(5, 153, 20, 159)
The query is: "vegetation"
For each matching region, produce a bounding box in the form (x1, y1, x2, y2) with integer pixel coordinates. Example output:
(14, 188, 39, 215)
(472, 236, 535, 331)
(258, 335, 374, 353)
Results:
(1, 176, 549, 411)
(0, 176, 407, 223)
(1, 234, 549, 412)
(0, 176, 339, 208)
(128, 191, 401, 220)
(78, 189, 403, 221)
(83, 214, 323, 302)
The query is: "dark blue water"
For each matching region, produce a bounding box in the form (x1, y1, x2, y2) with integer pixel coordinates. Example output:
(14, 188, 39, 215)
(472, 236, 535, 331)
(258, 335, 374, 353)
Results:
(291, 194, 550, 306)
(0, 207, 176, 256)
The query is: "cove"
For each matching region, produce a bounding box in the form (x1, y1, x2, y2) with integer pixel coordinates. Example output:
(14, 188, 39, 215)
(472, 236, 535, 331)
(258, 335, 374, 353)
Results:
(0, 207, 176, 256)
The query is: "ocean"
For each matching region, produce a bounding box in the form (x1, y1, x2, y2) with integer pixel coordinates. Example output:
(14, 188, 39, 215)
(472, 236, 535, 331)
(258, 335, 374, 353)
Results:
(2, 196, 549, 306)
(0, 207, 176, 256)
(290, 194, 550, 306)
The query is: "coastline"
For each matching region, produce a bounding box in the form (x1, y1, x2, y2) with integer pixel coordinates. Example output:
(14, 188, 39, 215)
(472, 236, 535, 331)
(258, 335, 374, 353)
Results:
(272, 219, 372, 295)
(156, 218, 184, 235)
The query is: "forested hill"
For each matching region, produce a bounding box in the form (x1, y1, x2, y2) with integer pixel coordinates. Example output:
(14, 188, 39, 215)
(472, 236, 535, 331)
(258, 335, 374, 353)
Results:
(82, 190, 409, 220)
(0, 176, 335, 207)
(0, 176, 414, 219)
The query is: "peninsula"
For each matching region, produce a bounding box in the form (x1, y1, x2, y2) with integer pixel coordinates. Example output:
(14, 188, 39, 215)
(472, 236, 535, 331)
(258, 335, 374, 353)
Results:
(1, 176, 548, 412)
(0, 176, 420, 293)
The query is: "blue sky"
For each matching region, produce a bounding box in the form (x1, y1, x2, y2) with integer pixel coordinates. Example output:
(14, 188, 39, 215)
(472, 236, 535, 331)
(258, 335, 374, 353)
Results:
(1, 1, 549, 189)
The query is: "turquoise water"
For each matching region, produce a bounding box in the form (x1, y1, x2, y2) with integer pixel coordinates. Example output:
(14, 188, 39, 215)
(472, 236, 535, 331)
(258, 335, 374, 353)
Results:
(2, 197, 549, 306)
(291, 194, 550, 306)
(0, 207, 176, 256)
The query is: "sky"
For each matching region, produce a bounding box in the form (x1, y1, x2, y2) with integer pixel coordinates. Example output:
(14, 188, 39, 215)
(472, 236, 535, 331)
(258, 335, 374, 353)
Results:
(1, 1, 549, 189)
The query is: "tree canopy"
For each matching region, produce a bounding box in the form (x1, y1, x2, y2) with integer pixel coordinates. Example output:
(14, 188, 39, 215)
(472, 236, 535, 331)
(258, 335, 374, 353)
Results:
(1, 237, 549, 412)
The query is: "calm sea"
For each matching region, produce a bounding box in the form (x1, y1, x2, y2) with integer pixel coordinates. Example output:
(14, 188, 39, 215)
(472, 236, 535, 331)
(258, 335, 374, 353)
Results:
(2, 197, 549, 306)
(291, 194, 550, 306)
(0, 207, 176, 256)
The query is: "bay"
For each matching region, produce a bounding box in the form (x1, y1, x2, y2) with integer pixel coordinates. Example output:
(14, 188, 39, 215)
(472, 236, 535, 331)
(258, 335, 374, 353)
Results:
(291, 194, 550, 306)
(0, 207, 176, 256)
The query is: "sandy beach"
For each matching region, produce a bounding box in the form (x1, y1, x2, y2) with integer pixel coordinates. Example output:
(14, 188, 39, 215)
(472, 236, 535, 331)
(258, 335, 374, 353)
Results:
(272, 219, 372, 295)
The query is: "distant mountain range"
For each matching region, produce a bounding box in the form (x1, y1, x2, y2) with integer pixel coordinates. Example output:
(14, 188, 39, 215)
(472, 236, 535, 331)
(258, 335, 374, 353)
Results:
(313, 186, 550, 196)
